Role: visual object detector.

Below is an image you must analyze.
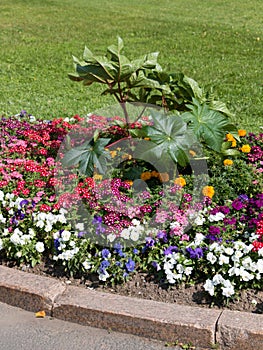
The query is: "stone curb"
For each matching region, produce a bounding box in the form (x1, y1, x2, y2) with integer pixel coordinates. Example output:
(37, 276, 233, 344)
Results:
(0, 265, 262, 349)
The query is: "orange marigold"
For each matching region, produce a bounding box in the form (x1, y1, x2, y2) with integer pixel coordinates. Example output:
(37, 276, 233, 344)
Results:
(174, 176, 186, 187)
(141, 171, 152, 181)
(202, 186, 215, 199)
(159, 172, 169, 182)
(238, 129, 247, 137)
(223, 159, 233, 166)
(240, 144, 251, 153)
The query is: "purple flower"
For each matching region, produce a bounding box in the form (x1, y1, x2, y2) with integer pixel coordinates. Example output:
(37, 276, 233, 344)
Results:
(209, 226, 221, 235)
(20, 199, 29, 207)
(156, 230, 168, 242)
(114, 243, 126, 257)
(99, 260, 110, 273)
(101, 248, 110, 259)
(125, 258, 135, 272)
(232, 199, 244, 210)
(145, 237, 155, 247)
(186, 247, 204, 259)
(164, 245, 178, 255)
(238, 194, 249, 202)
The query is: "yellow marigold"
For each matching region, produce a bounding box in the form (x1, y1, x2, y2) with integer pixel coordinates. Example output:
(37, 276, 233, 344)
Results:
(202, 186, 215, 199)
(159, 172, 169, 182)
(141, 171, 152, 181)
(189, 150, 197, 157)
(93, 174, 103, 181)
(223, 159, 233, 166)
(238, 129, 246, 137)
(240, 144, 251, 153)
(231, 140, 237, 147)
(226, 133, 235, 142)
(122, 153, 132, 160)
(174, 176, 186, 187)
(110, 150, 117, 158)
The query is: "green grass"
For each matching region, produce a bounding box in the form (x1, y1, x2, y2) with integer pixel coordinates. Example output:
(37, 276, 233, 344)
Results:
(0, 0, 262, 131)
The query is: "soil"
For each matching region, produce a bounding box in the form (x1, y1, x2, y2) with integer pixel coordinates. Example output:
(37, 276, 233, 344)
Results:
(1, 258, 263, 314)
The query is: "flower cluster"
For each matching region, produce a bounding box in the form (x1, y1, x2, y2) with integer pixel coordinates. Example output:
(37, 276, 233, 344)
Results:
(0, 112, 262, 302)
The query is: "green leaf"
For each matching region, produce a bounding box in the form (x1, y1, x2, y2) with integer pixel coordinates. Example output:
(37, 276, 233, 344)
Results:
(134, 110, 193, 168)
(181, 99, 233, 152)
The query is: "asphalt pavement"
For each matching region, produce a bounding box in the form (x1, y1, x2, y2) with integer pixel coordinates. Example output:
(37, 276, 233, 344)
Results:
(0, 301, 183, 350)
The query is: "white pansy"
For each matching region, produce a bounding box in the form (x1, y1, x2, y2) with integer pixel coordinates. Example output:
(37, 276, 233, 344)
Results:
(194, 215, 205, 226)
(75, 222, 84, 231)
(0, 238, 3, 250)
(0, 190, 4, 201)
(257, 248, 263, 257)
(256, 259, 263, 273)
(203, 279, 215, 296)
(194, 233, 205, 245)
(218, 254, 229, 265)
(10, 232, 21, 245)
(239, 267, 254, 282)
(0, 213, 6, 223)
(206, 252, 217, 264)
(208, 212, 225, 222)
(130, 230, 140, 241)
(83, 260, 92, 270)
(3, 229, 9, 236)
(224, 247, 234, 255)
(61, 230, 71, 242)
(184, 267, 193, 276)
(120, 228, 130, 240)
(221, 284, 235, 297)
(212, 274, 225, 285)
(98, 270, 109, 281)
(228, 266, 240, 276)
(35, 242, 45, 253)
(107, 234, 116, 242)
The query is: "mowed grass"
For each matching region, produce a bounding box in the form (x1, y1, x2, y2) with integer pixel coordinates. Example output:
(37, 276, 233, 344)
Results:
(0, 0, 262, 131)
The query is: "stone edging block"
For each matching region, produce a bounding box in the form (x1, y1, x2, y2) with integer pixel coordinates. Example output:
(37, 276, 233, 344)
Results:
(0, 265, 263, 349)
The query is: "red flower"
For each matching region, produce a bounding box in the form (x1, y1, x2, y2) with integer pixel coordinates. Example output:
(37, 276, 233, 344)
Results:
(39, 204, 51, 212)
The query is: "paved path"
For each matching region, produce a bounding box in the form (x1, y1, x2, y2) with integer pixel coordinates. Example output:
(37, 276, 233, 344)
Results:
(0, 302, 182, 350)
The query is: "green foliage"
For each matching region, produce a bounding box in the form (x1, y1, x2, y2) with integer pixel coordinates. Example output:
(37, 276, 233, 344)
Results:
(181, 99, 237, 152)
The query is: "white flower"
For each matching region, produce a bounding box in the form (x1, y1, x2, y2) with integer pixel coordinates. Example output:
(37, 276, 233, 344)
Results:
(218, 254, 229, 265)
(83, 260, 92, 270)
(120, 228, 130, 240)
(257, 248, 263, 257)
(208, 212, 225, 222)
(0, 238, 3, 250)
(194, 215, 205, 226)
(35, 242, 45, 253)
(212, 274, 225, 285)
(256, 259, 263, 273)
(0, 190, 4, 201)
(10, 232, 21, 245)
(224, 247, 234, 256)
(203, 279, 215, 296)
(239, 267, 254, 282)
(0, 213, 6, 223)
(194, 233, 205, 245)
(130, 230, 140, 241)
(221, 284, 235, 297)
(206, 252, 217, 264)
(98, 270, 109, 281)
(75, 222, 84, 231)
(184, 266, 193, 276)
(61, 230, 71, 242)
(107, 234, 116, 242)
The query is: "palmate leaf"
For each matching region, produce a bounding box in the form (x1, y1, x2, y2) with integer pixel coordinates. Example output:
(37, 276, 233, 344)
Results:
(61, 138, 111, 176)
(135, 110, 194, 168)
(181, 99, 237, 153)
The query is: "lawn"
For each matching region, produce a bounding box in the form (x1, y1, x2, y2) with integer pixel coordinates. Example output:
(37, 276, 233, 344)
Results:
(0, 0, 262, 131)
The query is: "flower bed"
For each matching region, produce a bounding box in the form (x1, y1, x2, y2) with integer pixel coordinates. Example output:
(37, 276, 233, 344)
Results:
(0, 110, 262, 304)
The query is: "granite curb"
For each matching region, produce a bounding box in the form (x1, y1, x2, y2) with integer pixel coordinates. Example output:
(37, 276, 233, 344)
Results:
(0, 265, 262, 350)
